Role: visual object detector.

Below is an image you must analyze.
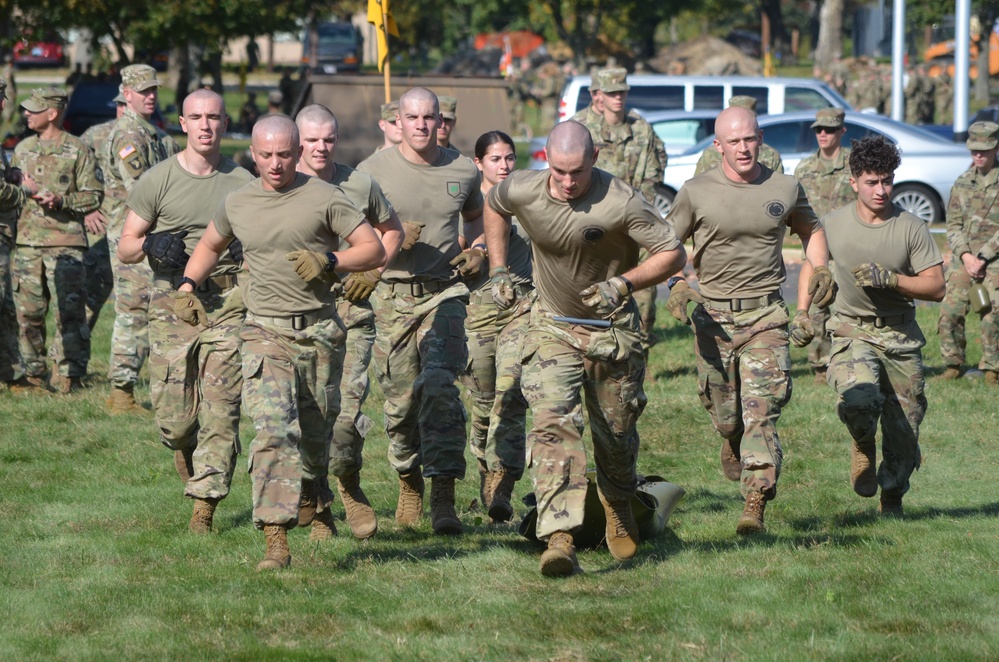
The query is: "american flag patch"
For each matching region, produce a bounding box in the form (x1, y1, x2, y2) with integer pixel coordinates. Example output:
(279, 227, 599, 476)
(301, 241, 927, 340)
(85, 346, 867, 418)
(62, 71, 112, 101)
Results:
(118, 144, 137, 160)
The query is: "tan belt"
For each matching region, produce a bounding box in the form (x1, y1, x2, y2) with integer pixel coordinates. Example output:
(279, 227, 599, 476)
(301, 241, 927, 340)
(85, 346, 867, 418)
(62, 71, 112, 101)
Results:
(838, 309, 916, 329)
(246, 308, 330, 331)
(386, 278, 458, 297)
(703, 292, 782, 312)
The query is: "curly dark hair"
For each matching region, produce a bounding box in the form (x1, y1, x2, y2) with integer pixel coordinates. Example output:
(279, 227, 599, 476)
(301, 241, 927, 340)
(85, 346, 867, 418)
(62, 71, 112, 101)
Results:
(849, 135, 901, 177)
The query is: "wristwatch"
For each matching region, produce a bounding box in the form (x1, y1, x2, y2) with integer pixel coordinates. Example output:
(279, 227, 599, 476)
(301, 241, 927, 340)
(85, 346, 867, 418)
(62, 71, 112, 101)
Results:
(177, 276, 198, 291)
(666, 276, 685, 289)
(325, 251, 339, 272)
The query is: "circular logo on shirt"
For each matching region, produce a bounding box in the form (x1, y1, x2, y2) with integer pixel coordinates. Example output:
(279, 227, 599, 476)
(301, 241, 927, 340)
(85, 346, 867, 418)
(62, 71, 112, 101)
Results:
(764, 200, 787, 218)
(582, 226, 604, 243)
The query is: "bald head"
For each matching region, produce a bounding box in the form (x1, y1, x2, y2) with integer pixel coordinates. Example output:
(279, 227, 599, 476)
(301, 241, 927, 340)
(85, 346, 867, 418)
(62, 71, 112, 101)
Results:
(399, 87, 439, 115)
(253, 114, 299, 147)
(182, 89, 225, 118)
(251, 115, 301, 190)
(715, 106, 759, 141)
(544, 121, 597, 201)
(180, 89, 227, 157)
(296, 104, 338, 135)
(546, 120, 594, 160)
(713, 106, 762, 181)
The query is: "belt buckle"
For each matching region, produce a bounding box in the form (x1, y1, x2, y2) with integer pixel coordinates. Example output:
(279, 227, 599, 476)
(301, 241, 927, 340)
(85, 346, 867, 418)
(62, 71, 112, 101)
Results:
(411, 282, 425, 297)
(292, 315, 307, 331)
(730, 298, 744, 313)
(873, 317, 886, 329)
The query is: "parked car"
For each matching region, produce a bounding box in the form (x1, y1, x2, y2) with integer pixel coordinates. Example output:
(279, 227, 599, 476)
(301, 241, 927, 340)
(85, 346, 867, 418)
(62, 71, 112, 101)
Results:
(13, 38, 65, 68)
(657, 111, 971, 223)
(301, 21, 362, 74)
(62, 80, 167, 137)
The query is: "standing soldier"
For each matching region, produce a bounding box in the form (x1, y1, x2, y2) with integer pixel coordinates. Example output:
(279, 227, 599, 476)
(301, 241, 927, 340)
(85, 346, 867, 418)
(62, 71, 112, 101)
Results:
(794, 108, 855, 383)
(104, 64, 181, 413)
(295, 104, 404, 540)
(937, 122, 999, 385)
(694, 96, 784, 175)
(178, 115, 386, 570)
(375, 101, 402, 153)
(116, 90, 253, 533)
(436, 96, 458, 151)
(665, 106, 832, 534)
(357, 87, 484, 536)
(823, 135, 945, 514)
(934, 71, 954, 125)
(11, 87, 102, 393)
(481, 121, 686, 576)
(0, 78, 27, 390)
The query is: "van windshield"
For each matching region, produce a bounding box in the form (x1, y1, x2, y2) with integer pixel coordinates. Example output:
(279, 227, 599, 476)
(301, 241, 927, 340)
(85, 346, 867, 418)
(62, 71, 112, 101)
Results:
(318, 23, 356, 46)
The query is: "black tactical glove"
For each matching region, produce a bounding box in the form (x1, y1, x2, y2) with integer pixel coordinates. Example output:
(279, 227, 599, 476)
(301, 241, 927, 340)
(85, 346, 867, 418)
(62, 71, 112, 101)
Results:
(143, 230, 190, 269)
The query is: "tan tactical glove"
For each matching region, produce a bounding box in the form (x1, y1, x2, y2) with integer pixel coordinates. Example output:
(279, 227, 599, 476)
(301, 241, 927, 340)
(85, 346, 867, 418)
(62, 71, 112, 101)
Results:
(788, 309, 815, 348)
(808, 265, 837, 309)
(450, 248, 486, 279)
(579, 277, 630, 316)
(490, 266, 516, 310)
(665, 279, 705, 325)
(343, 269, 381, 302)
(173, 290, 209, 327)
(401, 221, 424, 250)
(285, 250, 334, 282)
(852, 262, 898, 289)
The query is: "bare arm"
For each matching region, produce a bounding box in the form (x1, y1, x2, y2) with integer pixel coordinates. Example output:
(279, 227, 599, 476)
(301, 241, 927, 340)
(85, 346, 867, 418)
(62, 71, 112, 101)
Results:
(179, 222, 229, 292)
(336, 222, 386, 272)
(896, 263, 945, 302)
(620, 245, 687, 291)
(482, 203, 511, 271)
(117, 209, 154, 264)
(372, 209, 404, 273)
(794, 221, 829, 311)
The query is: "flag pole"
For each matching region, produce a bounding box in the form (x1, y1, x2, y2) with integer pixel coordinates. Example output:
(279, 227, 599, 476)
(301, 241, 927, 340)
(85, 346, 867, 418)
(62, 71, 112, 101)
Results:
(381, 0, 391, 103)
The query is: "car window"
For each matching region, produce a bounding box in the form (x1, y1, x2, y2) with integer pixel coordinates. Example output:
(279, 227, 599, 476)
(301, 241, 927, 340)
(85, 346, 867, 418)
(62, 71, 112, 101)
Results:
(693, 86, 724, 110)
(785, 87, 833, 112)
(731, 86, 769, 114)
(842, 121, 888, 144)
(653, 119, 714, 152)
(626, 86, 686, 111)
(577, 89, 592, 111)
(761, 120, 810, 153)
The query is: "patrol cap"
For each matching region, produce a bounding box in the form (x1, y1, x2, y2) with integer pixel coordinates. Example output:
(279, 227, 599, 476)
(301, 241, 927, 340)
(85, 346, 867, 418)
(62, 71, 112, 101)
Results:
(966, 121, 999, 150)
(268, 90, 283, 105)
(21, 87, 69, 112)
(120, 64, 160, 92)
(728, 95, 758, 111)
(438, 95, 457, 120)
(113, 85, 126, 105)
(380, 101, 399, 123)
(592, 67, 629, 93)
(811, 107, 845, 129)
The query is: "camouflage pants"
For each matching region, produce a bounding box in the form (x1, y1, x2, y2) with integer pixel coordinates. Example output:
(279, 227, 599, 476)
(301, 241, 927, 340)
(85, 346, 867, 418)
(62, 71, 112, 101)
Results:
(240, 314, 345, 529)
(692, 300, 791, 498)
(108, 231, 151, 388)
(937, 263, 970, 367)
(521, 301, 646, 540)
(371, 282, 469, 479)
(0, 239, 24, 382)
(83, 233, 114, 330)
(978, 269, 999, 372)
(148, 280, 245, 500)
(329, 298, 375, 478)
(12, 245, 90, 378)
(459, 288, 531, 477)
(828, 316, 926, 495)
(807, 303, 832, 370)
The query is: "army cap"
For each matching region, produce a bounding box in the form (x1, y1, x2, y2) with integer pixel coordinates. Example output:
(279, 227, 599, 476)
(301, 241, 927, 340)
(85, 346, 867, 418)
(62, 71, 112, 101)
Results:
(121, 64, 160, 91)
(380, 101, 399, 123)
(592, 67, 629, 93)
(811, 108, 845, 129)
(728, 95, 758, 111)
(268, 90, 283, 105)
(113, 85, 126, 104)
(21, 87, 69, 112)
(966, 121, 999, 150)
(439, 95, 457, 120)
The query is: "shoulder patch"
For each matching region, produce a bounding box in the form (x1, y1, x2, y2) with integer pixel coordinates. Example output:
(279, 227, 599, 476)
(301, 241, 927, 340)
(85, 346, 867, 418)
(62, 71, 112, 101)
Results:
(118, 144, 137, 161)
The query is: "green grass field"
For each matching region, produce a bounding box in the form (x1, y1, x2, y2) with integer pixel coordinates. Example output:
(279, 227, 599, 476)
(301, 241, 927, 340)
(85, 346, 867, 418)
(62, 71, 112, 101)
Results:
(1, 301, 997, 659)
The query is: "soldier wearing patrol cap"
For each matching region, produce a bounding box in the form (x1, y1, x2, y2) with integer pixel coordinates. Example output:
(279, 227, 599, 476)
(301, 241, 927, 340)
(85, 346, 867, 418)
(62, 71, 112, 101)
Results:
(436, 95, 458, 151)
(376, 101, 402, 153)
(694, 96, 784, 176)
(0, 77, 28, 391)
(937, 121, 999, 385)
(11, 87, 103, 393)
(794, 107, 855, 384)
(104, 63, 181, 412)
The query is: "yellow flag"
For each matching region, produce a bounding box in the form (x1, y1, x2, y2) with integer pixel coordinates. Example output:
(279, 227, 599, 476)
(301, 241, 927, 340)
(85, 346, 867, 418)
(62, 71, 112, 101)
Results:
(367, 0, 399, 73)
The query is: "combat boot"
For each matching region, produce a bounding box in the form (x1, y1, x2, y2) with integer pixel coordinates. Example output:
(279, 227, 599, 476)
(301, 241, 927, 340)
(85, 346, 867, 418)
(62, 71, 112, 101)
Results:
(720, 439, 742, 482)
(337, 471, 377, 539)
(487, 470, 517, 523)
(598, 490, 639, 560)
(539, 531, 581, 577)
(430, 476, 463, 535)
(257, 524, 291, 571)
(50, 374, 82, 394)
(189, 497, 218, 534)
(878, 491, 904, 518)
(476, 458, 492, 510)
(174, 446, 195, 483)
(736, 491, 767, 535)
(309, 508, 338, 541)
(985, 370, 998, 386)
(933, 365, 963, 381)
(106, 385, 146, 414)
(8, 375, 50, 393)
(298, 479, 318, 527)
(850, 433, 878, 497)
(395, 470, 425, 525)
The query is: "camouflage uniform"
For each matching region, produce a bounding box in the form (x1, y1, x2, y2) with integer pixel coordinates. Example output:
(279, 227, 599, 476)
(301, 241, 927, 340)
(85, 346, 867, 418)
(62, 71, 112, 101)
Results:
(0, 96, 27, 383)
(104, 99, 181, 390)
(12, 95, 102, 380)
(935, 73, 954, 125)
(79, 119, 115, 329)
(329, 296, 375, 476)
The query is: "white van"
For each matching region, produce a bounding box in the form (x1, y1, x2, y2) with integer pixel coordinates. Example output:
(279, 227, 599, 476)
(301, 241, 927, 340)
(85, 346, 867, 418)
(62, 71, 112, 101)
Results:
(557, 74, 851, 123)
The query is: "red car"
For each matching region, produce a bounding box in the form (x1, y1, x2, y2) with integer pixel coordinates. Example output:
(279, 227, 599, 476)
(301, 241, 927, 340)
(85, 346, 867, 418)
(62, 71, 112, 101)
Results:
(13, 39, 66, 67)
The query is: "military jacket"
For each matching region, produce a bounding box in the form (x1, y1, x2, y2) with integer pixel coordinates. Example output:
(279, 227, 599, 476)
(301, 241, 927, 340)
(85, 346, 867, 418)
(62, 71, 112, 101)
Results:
(0, 142, 27, 245)
(794, 147, 853, 219)
(946, 164, 999, 271)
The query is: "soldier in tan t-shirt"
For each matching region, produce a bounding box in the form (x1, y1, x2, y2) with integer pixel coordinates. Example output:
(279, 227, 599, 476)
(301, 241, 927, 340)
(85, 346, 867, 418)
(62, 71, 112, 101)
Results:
(357, 87, 484, 536)
(483, 121, 686, 577)
(665, 106, 832, 536)
(179, 115, 386, 572)
(823, 135, 944, 516)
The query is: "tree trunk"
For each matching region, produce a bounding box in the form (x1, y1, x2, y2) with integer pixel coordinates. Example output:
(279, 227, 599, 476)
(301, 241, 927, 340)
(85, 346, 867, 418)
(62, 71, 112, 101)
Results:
(170, 46, 190, 115)
(760, 0, 790, 62)
(814, 0, 844, 72)
(975, 32, 990, 103)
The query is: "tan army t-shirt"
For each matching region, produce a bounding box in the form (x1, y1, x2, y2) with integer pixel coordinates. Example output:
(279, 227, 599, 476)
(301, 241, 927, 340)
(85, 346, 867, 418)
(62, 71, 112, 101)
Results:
(489, 168, 679, 319)
(328, 162, 393, 250)
(825, 202, 942, 318)
(668, 165, 819, 300)
(212, 173, 365, 316)
(127, 155, 253, 276)
(357, 145, 482, 283)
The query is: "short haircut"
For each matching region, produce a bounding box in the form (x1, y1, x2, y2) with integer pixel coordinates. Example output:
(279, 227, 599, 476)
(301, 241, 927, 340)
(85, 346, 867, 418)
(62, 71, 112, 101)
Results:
(182, 89, 226, 118)
(296, 104, 337, 133)
(849, 135, 901, 177)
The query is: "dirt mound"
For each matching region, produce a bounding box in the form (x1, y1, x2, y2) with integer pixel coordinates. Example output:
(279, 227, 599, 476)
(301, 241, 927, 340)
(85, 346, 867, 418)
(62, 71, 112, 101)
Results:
(649, 35, 762, 76)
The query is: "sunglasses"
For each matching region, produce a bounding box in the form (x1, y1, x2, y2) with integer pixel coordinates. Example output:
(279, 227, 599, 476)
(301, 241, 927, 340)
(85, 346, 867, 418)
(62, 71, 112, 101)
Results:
(814, 127, 840, 134)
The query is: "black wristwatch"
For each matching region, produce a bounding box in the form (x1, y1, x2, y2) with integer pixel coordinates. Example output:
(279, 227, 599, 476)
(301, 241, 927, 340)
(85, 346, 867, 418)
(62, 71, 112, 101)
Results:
(325, 251, 339, 272)
(177, 276, 198, 291)
(618, 275, 634, 293)
(666, 276, 685, 289)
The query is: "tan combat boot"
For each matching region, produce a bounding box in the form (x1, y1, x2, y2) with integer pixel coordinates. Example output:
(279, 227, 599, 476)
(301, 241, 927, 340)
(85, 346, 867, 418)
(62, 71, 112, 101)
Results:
(106, 385, 146, 414)
(50, 374, 82, 394)
(395, 470, 425, 525)
(850, 433, 878, 497)
(430, 476, 463, 535)
(539, 531, 581, 577)
(933, 365, 963, 381)
(476, 459, 492, 510)
(736, 491, 767, 535)
(257, 524, 291, 571)
(487, 470, 517, 523)
(720, 439, 742, 482)
(9, 375, 50, 393)
(985, 370, 998, 386)
(878, 491, 904, 517)
(337, 471, 377, 539)
(309, 508, 338, 541)
(174, 447, 195, 483)
(189, 497, 219, 534)
(598, 490, 639, 560)
(298, 479, 318, 527)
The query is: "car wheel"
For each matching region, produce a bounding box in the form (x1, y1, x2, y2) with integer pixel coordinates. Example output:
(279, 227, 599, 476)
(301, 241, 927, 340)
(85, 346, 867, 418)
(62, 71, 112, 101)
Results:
(654, 186, 676, 218)
(892, 184, 943, 224)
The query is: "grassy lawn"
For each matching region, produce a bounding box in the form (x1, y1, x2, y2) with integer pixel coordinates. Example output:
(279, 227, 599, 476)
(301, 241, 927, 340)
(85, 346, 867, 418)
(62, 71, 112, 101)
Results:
(1, 298, 996, 659)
